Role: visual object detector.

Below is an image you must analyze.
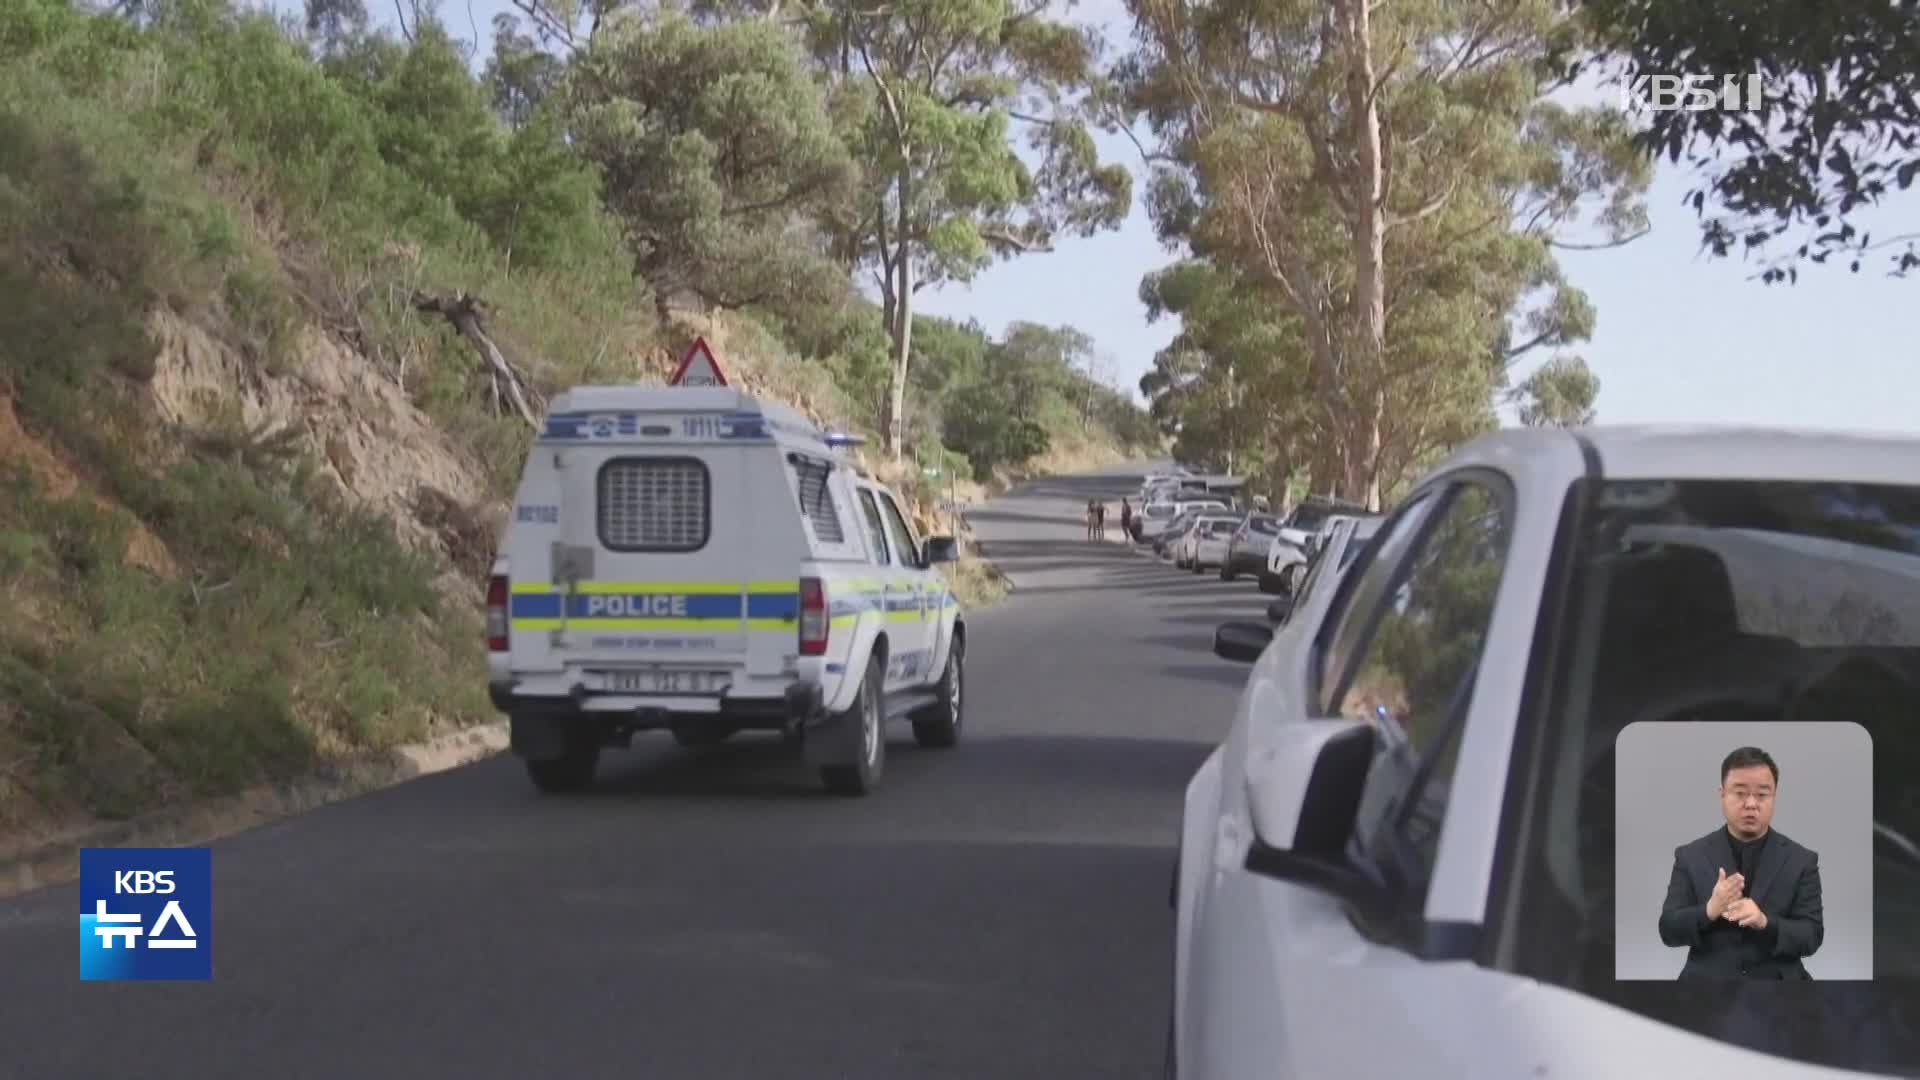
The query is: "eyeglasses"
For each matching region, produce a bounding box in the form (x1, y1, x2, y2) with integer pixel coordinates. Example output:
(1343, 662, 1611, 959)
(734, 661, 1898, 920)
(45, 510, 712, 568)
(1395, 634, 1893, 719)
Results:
(1725, 788, 1774, 805)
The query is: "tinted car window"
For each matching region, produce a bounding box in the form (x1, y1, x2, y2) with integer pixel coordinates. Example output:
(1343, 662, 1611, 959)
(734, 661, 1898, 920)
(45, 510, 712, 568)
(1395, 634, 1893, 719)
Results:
(1314, 491, 1440, 716)
(876, 492, 921, 568)
(1333, 482, 1510, 907)
(1502, 478, 1920, 1072)
(856, 489, 891, 564)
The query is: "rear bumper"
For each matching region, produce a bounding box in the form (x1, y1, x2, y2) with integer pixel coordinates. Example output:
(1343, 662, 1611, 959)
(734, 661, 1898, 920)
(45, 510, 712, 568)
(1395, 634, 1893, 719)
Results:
(497, 678, 828, 757)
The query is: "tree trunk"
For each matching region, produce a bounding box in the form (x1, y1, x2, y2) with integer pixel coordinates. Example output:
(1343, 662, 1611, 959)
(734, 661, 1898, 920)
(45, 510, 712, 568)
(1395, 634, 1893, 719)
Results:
(1341, 386, 1385, 511)
(1337, 0, 1389, 513)
(883, 165, 914, 463)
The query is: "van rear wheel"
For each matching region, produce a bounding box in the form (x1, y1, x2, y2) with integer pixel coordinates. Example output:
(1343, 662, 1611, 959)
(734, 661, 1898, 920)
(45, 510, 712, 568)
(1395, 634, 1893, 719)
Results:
(820, 657, 885, 796)
(525, 745, 598, 793)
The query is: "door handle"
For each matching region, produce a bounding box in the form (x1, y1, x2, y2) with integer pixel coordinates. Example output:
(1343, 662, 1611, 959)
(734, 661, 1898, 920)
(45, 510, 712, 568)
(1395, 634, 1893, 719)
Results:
(1213, 815, 1244, 871)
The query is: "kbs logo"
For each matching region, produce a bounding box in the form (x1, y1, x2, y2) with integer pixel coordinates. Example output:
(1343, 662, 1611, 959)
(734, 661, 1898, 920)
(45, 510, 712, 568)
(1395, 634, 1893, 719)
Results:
(115, 870, 176, 893)
(78, 847, 212, 981)
(1623, 74, 1766, 114)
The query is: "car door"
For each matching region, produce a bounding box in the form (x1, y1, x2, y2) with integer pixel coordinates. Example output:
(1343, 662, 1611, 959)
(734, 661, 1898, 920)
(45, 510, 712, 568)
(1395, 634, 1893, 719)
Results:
(852, 486, 897, 682)
(872, 489, 934, 690)
(1186, 475, 1520, 1079)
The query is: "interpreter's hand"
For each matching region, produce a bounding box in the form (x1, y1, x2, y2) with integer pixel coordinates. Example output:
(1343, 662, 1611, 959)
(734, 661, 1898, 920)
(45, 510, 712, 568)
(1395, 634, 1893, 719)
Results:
(1723, 898, 1768, 929)
(1706, 866, 1746, 920)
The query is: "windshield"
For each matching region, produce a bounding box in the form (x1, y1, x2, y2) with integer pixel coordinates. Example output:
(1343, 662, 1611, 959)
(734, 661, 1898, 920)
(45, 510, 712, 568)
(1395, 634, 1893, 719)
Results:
(1206, 520, 1236, 537)
(1508, 478, 1920, 1072)
(1247, 516, 1281, 535)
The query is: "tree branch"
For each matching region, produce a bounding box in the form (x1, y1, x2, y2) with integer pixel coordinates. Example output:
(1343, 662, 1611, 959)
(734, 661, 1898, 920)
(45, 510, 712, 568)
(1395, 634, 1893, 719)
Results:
(980, 226, 1053, 254)
(1503, 329, 1553, 360)
(1303, 110, 1356, 217)
(508, 0, 578, 51)
(1384, 177, 1459, 230)
(1550, 225, 1651, 251)
(411, 291, 543, 427)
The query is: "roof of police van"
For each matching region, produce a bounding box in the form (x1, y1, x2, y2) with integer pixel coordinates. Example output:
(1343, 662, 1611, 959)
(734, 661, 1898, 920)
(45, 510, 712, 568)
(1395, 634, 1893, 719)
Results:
(547, 384, 819, 428)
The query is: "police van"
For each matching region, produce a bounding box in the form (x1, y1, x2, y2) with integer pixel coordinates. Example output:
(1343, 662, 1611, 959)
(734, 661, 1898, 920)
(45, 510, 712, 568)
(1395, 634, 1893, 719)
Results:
(485, 384, 967, 796)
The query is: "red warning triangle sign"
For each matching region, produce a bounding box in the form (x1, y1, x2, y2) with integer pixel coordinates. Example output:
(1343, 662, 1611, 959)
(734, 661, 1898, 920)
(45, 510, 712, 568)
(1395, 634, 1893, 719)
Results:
(668, 336, 728, 387)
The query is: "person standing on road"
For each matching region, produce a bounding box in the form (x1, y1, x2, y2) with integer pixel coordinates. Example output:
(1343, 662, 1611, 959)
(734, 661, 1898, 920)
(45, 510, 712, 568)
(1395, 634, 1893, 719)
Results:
(1086, 499, 1100, 541)
(1120, 499, 1134, 543)
(1095, 500, 1108, 541)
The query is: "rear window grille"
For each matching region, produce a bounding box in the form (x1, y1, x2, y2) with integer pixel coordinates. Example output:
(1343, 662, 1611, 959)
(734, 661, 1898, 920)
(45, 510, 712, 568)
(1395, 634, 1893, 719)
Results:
(793, 460, 845, 543)
(597, 458, 710, 552)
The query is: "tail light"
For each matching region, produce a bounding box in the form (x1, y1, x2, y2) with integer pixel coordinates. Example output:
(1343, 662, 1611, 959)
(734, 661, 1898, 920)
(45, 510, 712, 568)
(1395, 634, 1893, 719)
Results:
(486, 574, 510, 651)
(798, 576, 828, 656)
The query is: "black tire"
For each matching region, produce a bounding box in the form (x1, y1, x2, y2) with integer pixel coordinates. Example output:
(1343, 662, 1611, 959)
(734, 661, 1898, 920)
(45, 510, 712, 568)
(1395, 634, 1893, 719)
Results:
(525, 745, 598, 793)
(820, 656, 886, 796)
(912, 636, 964, 748)
(1219, 563, 1235, 581)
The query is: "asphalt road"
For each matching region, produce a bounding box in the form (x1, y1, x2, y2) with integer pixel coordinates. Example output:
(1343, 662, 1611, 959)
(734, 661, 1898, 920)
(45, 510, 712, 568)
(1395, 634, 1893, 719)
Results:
(0, 464, 1271, 1080)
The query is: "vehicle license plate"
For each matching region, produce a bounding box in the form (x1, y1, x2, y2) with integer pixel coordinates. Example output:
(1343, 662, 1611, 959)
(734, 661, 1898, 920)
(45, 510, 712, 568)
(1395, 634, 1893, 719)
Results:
(603, 669, 729, 695)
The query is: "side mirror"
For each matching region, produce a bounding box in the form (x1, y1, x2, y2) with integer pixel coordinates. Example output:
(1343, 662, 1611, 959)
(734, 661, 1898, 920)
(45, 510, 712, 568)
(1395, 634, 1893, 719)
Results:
(1212, 621, 1273, 663)
(924, 536, 960, 564)
(1266, 596, 1294, 624)
(1242, 720, 1386, 916)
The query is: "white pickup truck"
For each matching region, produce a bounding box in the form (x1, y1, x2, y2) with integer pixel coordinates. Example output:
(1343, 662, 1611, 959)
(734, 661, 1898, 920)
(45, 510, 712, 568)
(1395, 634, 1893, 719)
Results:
(486, 385, 967, 796)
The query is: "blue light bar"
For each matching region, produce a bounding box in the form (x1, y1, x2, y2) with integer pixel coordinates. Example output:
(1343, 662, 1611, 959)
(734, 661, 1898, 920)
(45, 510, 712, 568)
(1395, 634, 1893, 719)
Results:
(823, 432, 868, 448)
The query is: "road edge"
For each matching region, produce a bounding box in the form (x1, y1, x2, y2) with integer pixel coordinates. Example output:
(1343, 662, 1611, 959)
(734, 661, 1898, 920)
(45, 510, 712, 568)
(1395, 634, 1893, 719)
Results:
(0, 720, 508, 900)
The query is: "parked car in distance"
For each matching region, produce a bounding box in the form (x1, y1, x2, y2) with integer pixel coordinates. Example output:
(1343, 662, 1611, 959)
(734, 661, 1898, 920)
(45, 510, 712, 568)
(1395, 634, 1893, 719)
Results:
(1259, 532, 1309, 596)
(1260, 509, 1377, 595)
(1175, 424, 1920, 1079)
(1271, 493, 1371, 553)
(1220, 513, 1283, 581)
(1135, 499, 1182, 541)
(1180, 514, 1241, 572)
(1262, 514, 1383, 627)
(1152, 499, 1232, 552)
(1147, 506, 1198, 549)
(1155, 512, 1204, 559)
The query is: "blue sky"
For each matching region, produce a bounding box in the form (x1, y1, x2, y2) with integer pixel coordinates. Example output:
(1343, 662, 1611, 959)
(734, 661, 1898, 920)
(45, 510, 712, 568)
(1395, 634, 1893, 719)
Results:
(321, 0, 1917, 433)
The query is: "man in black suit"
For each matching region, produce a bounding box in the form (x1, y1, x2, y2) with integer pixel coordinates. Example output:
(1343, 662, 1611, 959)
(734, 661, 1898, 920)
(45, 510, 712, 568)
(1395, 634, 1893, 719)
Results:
(1658, 746, 1825, 979)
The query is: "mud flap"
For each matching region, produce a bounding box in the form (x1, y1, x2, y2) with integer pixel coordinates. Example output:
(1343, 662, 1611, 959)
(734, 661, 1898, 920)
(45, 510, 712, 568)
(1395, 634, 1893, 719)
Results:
(799, 689, 862, 768)
(510, 712, 571, 761)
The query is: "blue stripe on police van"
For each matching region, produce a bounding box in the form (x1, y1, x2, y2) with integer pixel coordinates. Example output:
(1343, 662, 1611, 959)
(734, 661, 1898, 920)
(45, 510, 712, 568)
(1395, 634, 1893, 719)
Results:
(746, 593, 800, 619)
(510, 593, 745, 619)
